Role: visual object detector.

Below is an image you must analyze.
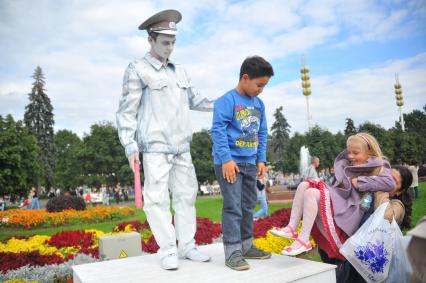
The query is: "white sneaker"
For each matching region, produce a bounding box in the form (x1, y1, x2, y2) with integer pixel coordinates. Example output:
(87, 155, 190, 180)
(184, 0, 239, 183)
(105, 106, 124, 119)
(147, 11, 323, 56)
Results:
(182, 248, 211, 262)
(161, 253, 178, 270)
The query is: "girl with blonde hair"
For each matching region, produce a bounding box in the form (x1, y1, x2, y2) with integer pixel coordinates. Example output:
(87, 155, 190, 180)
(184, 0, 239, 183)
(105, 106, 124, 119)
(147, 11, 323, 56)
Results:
(270, 132, 396, 258)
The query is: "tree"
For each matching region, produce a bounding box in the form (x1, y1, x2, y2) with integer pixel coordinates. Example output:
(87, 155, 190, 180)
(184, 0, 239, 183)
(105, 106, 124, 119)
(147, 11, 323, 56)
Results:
(81, 122, 131, 188)
(305, 125, 341, 170)
(190, 130, 215, 183)
(358, 122, 393, 160)
(344, 118, 356, 136)
(402, 107, 426, 162)
(270, 106, 291, 172)
(24, 66, 55, 190)
(54, 130, 83, 190)
(0, 115, 41, 199)
(388, 130, 421, 164)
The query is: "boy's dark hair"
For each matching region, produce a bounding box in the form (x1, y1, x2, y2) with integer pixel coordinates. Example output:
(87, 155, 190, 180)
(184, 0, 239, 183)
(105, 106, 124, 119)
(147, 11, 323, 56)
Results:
(239, 56, 274, 80)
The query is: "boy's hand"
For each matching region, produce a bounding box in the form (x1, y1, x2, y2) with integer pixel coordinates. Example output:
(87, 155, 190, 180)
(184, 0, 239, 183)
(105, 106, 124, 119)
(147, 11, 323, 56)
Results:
(351, 177, 358, 189)
(128, 152, 140, 173)
(257, 162, 266, 178)
(222, 160, 240, 183)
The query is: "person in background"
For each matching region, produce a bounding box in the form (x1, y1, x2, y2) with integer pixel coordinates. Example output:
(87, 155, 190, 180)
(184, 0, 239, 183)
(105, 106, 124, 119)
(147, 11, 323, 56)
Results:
(29, 187, 40, 210)
(48, 188, 56, 199)
(253, 178, 268, 220)
(100, 184, 109, 206)
(408, 160, 419, 199)
(114, 183, 121, 205)
(302, 156, 320, 180)
(123, 186, 129, 202)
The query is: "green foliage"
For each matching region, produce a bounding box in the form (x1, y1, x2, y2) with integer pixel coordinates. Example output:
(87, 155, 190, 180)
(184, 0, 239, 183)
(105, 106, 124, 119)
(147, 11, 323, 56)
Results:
(0, 114, 41, 198)
(389, 130, 421, 164)
(344, 118, 356, 136)
(24, 66, 55, 190)
(81, 121, 131, 187)
(305, 125, 342, 169)
(190, 130, 215, 183)
(54, 130, 83, 189)
(403, 107, 426, 162)
(270, 106, 291, 172)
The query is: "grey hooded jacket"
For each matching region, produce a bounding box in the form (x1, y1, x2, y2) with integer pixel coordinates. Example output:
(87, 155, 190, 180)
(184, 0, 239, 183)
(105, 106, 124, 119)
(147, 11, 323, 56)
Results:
(116, 53, 214, 157)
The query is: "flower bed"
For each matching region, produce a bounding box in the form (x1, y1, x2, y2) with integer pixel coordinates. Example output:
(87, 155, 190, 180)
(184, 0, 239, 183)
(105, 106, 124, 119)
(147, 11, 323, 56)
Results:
(0, 208, 316, 282)
(252, 208, 317, 254)
(0, 206, 135, 229)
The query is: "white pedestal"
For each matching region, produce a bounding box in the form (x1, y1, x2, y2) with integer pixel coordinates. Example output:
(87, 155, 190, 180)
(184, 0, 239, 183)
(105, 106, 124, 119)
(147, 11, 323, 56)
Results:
(73, 243, 336, 283)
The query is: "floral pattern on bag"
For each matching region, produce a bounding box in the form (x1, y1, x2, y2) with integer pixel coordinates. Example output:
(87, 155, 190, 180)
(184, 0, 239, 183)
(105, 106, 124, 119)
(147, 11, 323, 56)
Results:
(354, 241, 390, 274)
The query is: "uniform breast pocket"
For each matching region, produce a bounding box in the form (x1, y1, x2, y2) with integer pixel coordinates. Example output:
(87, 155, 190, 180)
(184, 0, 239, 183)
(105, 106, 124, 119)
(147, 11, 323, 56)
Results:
(147, 79, 168, 91)
(177, 80, 190, 90)
(177, 80, 191, 105)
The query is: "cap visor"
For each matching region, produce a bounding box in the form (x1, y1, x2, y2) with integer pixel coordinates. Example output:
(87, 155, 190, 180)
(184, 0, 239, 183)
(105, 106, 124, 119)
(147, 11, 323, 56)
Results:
(154, 30, 177, 35)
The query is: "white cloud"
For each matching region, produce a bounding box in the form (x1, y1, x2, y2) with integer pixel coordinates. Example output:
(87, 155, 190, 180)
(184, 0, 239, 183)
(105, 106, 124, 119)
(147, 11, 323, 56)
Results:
(0, 0, 425, 138)
(262, 52, 426, 134)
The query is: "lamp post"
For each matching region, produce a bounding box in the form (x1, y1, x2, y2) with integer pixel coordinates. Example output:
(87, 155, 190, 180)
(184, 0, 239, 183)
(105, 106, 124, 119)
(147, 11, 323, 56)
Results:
(301, 57, 312, 130)
(394, 73, 405, 131)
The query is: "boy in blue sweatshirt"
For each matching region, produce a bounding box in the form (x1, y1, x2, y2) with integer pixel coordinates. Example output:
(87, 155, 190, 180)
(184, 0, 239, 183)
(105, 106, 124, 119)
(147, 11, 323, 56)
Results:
(212, 56, 274, 271)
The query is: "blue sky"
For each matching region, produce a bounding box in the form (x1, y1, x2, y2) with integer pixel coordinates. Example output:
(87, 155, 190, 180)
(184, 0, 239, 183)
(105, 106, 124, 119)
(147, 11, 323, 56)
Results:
(0, 0, 425, 137)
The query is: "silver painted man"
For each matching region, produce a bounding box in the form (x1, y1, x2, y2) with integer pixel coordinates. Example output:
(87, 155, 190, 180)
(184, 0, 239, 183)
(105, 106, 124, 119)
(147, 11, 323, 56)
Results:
(116, 9, 213, 270)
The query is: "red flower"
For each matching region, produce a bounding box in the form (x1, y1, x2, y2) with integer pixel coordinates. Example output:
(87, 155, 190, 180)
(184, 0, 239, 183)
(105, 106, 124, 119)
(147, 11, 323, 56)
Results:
(0, 251, 65, 273)
(47, 230, 95, 249)
(113, 220, 148, 232)
(253, 208, 291, 238)
(142, 236, 159, 253)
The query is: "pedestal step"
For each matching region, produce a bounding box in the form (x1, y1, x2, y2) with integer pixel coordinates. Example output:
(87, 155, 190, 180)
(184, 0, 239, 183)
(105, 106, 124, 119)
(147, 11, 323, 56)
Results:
(73, 243, 336, 283)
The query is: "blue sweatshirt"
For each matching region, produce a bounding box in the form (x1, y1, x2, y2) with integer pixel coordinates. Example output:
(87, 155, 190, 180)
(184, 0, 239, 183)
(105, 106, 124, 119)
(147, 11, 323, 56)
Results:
(212, 89, 268, 165)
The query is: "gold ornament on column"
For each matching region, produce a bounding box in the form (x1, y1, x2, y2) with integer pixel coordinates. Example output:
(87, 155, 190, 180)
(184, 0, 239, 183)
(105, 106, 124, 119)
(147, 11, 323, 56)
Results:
(301, 56, 312, 130)
(394, 73, 405, 131)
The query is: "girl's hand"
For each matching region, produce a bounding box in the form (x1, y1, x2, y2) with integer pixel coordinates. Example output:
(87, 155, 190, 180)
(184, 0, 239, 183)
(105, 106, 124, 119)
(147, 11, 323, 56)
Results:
(351, 177, 358, 189)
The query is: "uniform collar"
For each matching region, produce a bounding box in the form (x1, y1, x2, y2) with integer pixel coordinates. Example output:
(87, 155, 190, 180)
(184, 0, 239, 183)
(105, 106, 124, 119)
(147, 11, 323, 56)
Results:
(144, 52, 175, 70)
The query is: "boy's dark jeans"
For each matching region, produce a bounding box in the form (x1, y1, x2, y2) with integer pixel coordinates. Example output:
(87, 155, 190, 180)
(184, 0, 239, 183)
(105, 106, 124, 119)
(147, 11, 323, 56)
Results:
(215, 163, 257, 260)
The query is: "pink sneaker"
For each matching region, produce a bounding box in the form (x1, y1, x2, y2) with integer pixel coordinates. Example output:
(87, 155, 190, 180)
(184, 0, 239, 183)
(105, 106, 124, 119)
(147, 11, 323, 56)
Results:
(281, 238, 312, 256)
(269, 225, 298, 239)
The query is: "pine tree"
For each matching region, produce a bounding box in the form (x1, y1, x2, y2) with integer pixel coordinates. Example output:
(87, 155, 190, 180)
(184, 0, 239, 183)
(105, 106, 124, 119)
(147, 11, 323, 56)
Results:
(270, 106, 291, 172)
(344, 118, 356, 136)
(24, 66, 55, 190)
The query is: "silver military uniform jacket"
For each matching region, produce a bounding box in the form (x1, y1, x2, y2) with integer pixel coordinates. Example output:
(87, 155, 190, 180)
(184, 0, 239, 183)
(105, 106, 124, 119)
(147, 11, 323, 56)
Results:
(116, 53, 214, 157)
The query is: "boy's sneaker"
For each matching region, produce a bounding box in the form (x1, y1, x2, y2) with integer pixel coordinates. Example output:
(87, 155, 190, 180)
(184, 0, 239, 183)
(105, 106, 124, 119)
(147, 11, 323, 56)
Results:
(243, 246, 271, 259)
(225, 250, 250, 271)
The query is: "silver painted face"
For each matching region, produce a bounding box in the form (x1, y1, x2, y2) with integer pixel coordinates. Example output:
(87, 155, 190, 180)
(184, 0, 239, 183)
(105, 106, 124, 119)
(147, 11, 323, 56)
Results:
(149, 34, 176, 63)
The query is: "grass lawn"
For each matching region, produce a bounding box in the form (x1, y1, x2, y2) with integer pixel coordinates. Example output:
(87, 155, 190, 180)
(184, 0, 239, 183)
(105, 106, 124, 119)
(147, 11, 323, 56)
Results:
(1, 182, 424, 262)
(409, 181, 426, 228)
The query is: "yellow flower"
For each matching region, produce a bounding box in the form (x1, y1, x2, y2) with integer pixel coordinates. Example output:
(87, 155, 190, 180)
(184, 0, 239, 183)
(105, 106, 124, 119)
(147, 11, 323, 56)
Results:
(253, 223, 316, 254)
(4, 279, 37, 283)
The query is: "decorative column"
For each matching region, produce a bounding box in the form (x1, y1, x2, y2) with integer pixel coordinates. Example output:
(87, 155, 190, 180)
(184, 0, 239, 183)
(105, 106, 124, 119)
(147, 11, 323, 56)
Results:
(394, 73, 405, 131)
(301, 57, 312, 130)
